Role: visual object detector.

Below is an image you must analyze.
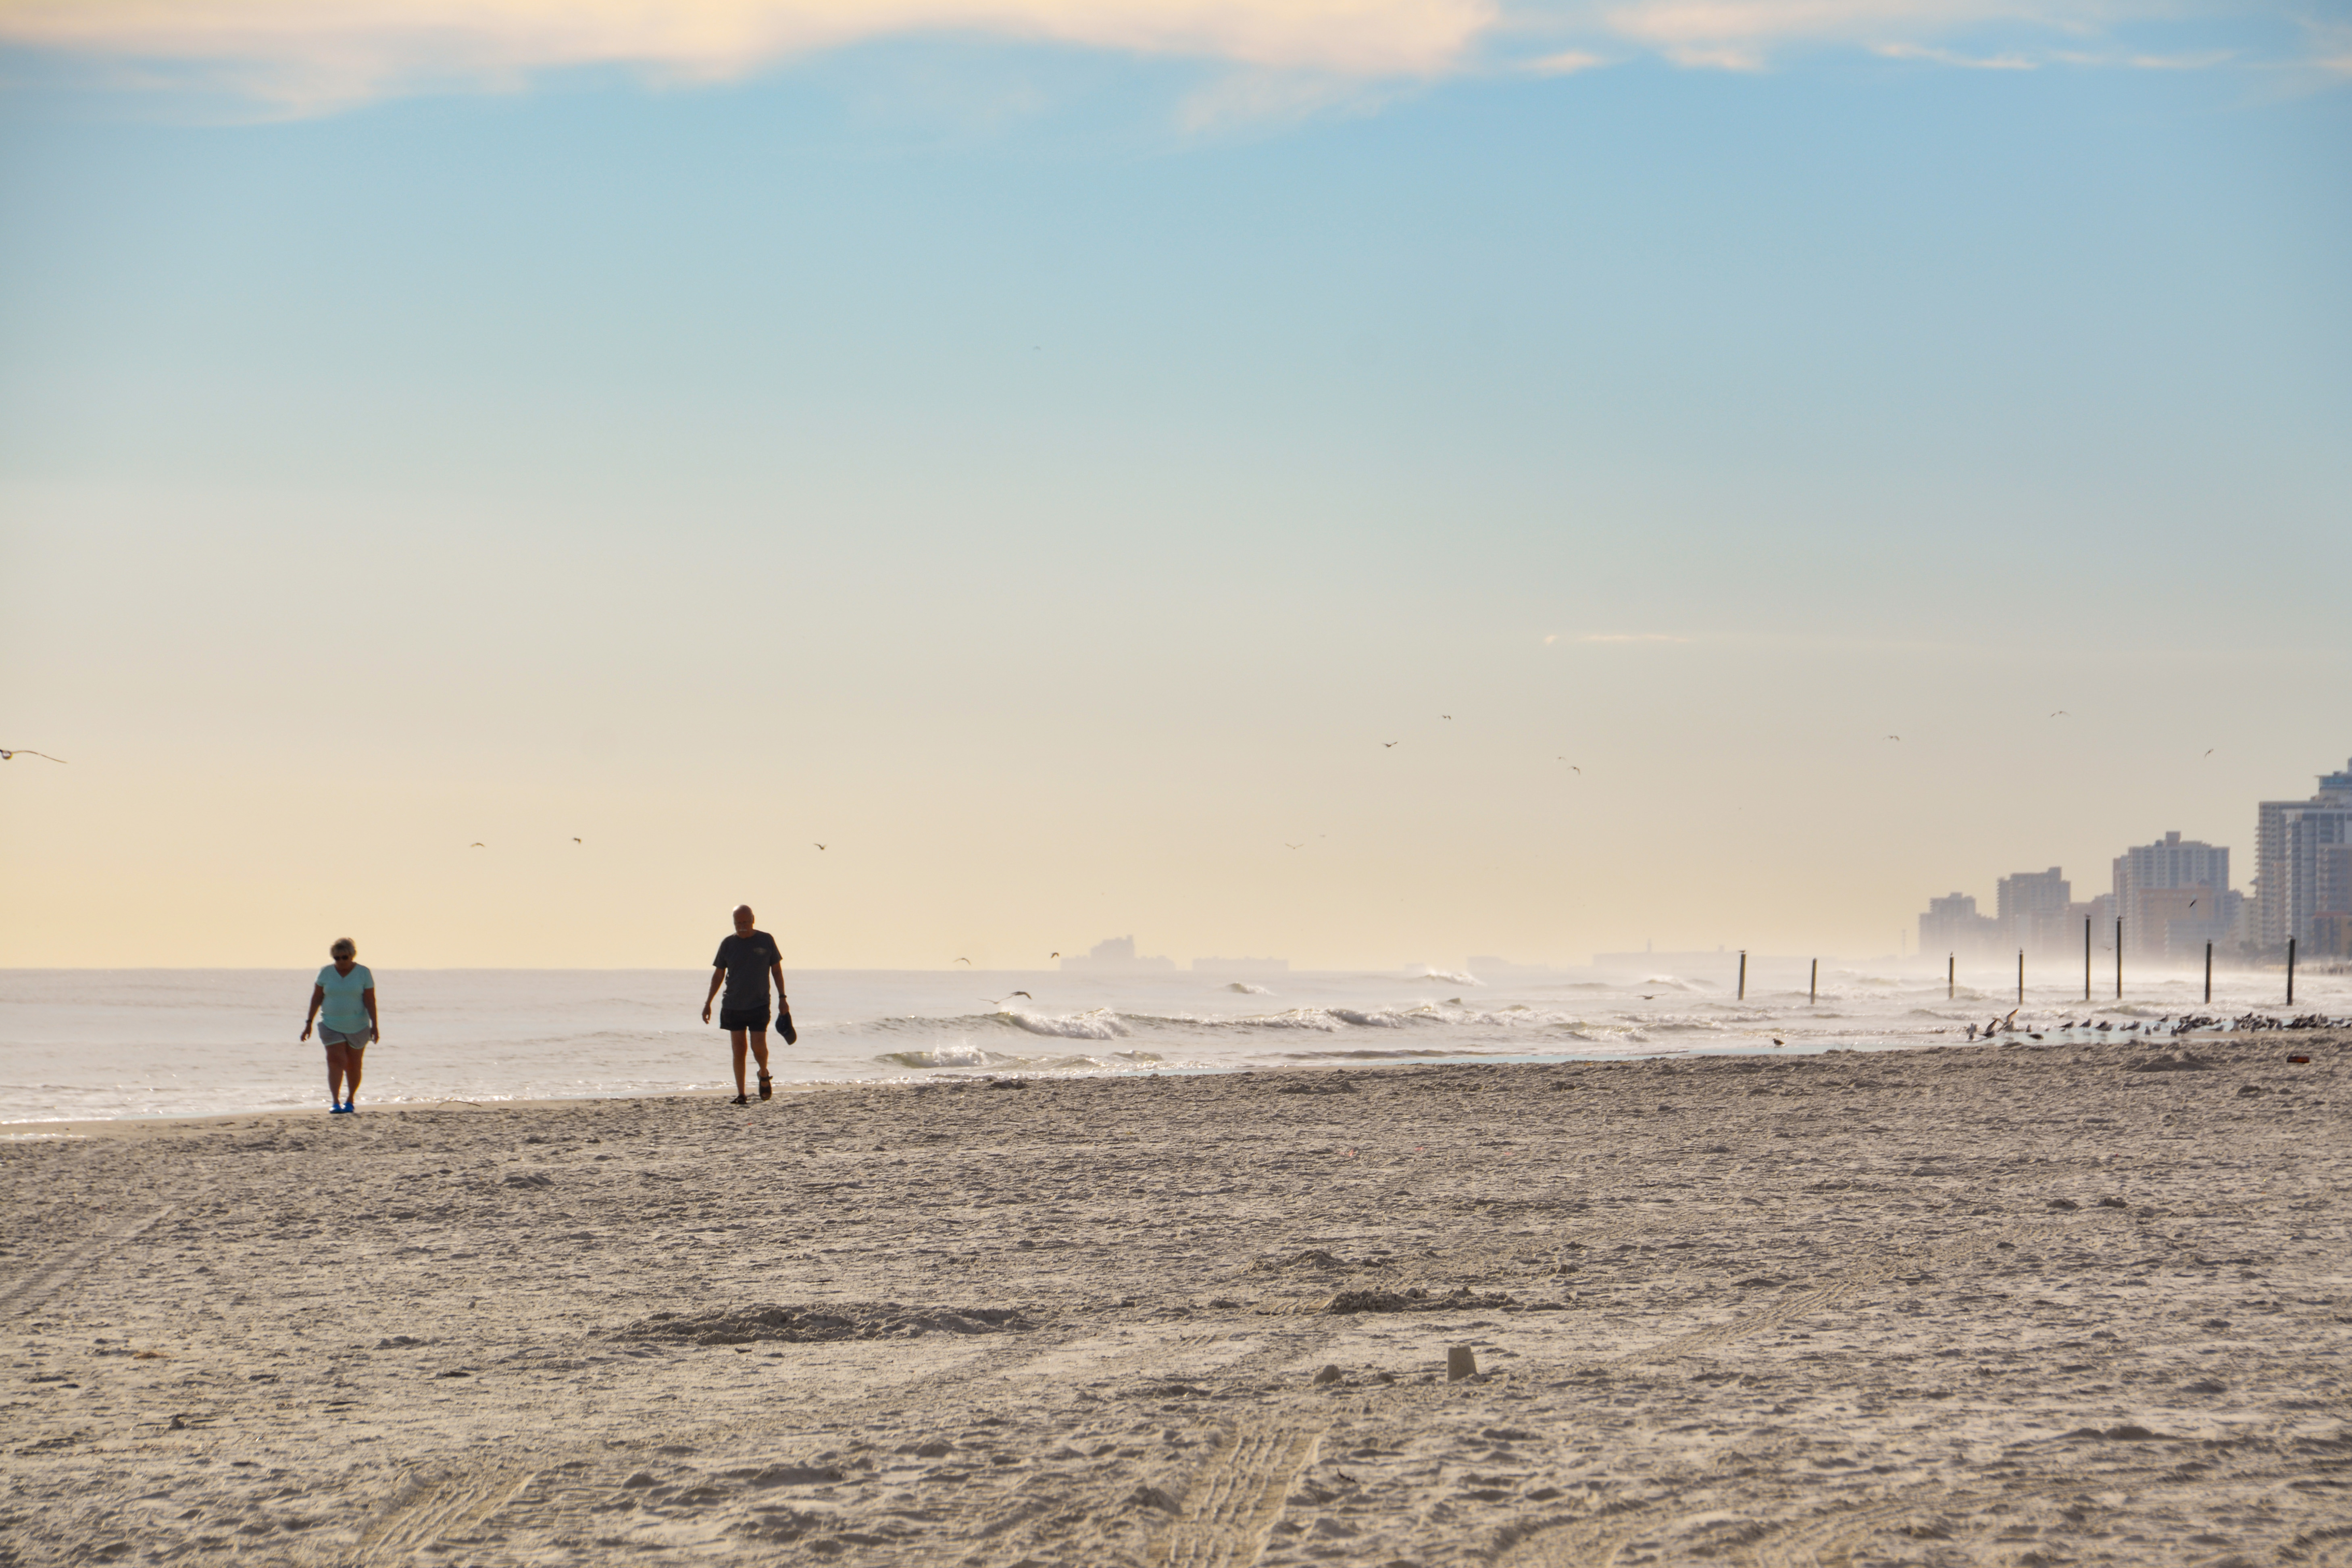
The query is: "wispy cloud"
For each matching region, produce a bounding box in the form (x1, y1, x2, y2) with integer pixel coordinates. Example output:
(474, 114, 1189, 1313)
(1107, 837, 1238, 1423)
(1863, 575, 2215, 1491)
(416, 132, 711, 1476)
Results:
(1590, 0, 2273, 74)
(1564, 632, 1692, 643)
(1871, 40, 2034, 69)
(0, 0, 1498, 106)
(0, 0, 2325, 108)
(2304, 18, 2352, 77)
(1525, 46, 1608, 72)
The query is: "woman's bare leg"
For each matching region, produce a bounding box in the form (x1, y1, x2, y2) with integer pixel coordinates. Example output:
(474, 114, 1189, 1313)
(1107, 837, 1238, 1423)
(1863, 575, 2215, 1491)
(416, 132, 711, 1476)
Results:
(729, 1028, 750, 1096)
(326, 1043, 351, 1105)
(345, 1048, 363, 1108)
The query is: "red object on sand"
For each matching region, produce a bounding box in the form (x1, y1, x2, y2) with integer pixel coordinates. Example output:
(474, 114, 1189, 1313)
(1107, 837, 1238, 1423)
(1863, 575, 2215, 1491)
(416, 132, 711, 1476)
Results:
(2286, 1054, 2310, 1064)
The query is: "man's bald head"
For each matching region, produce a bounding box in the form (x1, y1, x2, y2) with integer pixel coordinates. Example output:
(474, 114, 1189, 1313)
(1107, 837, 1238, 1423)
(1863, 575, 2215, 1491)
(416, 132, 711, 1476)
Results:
(733, 905, 756, 934)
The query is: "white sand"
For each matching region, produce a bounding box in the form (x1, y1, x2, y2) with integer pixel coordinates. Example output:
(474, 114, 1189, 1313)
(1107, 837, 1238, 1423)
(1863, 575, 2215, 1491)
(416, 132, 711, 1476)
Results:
(2, 1035, 2346, 1566)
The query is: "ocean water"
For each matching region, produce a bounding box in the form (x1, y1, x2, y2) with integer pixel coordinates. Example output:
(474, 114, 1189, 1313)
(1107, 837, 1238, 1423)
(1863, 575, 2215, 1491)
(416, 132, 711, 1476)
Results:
(1, 962, 2342, 1124)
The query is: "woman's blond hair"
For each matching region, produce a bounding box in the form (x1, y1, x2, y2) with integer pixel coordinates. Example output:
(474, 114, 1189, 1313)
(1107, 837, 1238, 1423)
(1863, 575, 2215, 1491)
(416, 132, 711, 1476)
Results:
(330, 937, 357, 960)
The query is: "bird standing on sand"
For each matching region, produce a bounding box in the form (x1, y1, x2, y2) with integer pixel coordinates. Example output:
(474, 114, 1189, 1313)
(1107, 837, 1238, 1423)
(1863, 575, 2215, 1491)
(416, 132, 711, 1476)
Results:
(0, 749, 66, 763)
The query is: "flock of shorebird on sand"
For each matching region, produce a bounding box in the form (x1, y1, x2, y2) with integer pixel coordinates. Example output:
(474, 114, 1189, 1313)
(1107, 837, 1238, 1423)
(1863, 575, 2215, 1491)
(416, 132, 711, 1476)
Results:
(1963, 1010, 2337, 1040)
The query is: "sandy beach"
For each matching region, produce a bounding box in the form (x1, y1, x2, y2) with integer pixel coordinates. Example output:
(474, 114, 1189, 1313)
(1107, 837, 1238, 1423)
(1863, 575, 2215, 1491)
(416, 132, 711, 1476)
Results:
(3, 1035, 2346, 1567)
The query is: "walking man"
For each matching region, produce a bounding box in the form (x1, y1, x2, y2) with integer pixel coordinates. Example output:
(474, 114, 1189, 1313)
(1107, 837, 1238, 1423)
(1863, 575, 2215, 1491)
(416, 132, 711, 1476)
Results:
(702, 905, 791, 1104)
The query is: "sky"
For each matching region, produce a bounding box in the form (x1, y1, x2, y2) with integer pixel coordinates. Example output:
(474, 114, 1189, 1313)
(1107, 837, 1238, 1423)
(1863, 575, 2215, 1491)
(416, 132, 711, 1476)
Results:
(2, 1, 2348, 970)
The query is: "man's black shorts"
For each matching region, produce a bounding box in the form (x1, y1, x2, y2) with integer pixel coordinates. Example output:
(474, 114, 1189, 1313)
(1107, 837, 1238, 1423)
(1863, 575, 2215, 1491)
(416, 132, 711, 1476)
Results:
(719, 1006, 771, 1032)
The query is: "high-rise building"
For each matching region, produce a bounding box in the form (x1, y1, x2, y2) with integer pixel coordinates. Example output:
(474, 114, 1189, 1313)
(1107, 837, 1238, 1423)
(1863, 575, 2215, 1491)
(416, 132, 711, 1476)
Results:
(1996, 867, 2073, 954)
(2255, 757, 2352, 951)
(1997, 867, 2070, 921)
(2112, 831, 2233, 960)
(1919, 892, 2001, 957)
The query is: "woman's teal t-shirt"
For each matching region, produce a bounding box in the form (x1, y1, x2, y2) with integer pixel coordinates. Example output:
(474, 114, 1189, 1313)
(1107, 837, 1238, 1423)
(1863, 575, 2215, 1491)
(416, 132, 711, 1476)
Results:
(316, 964, 375, 1032)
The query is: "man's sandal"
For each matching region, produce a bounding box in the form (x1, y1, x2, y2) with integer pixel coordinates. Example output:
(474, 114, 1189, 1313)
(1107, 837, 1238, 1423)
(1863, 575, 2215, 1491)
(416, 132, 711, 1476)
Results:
(758, 1073, 773, 1102)
(730, 1094, 749, 1106)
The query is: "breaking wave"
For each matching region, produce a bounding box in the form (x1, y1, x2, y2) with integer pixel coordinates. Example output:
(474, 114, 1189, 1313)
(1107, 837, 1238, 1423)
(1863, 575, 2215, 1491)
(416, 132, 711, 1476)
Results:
(874, 1044, 1164, 1072)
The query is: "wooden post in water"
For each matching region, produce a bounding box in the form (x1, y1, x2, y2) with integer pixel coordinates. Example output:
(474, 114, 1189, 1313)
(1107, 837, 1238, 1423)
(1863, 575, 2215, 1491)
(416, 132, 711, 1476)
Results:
(2115, 918, 2123, 1000)
(2287, 937, 2297, 1006)
(1737, 950, 1747, 1001)
(1809, 958, 1818, 1006)
(2204, 941, 2213, 1004)
(2017, 949, 2025, 1007)
(2084, 918, 2092, 1002)
(1948, 953, 1954, 1000)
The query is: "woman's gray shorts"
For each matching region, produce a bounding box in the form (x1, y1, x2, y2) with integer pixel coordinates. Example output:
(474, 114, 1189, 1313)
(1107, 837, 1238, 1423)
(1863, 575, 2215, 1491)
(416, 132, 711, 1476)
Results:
(319, 1025, 372, 1048)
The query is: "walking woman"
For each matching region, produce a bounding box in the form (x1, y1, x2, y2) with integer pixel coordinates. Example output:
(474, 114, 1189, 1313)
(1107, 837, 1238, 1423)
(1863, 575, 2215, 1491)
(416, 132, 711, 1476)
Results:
(302, 938, 379, 1114)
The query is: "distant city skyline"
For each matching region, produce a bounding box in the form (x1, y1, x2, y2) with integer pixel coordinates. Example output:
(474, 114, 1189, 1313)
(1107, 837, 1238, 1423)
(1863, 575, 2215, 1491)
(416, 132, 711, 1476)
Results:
(1916, 752, 2352, 967)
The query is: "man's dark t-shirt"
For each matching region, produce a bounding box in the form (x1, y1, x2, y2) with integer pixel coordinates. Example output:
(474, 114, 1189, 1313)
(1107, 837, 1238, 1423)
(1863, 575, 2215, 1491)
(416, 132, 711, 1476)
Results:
(713, 932, 783, 1014)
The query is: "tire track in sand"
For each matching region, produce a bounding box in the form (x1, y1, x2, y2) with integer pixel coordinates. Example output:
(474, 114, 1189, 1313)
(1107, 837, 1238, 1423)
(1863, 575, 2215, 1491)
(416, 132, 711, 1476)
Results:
(344, 1322, 1203, 1560)
(0, 1206, 174, 1319)
(355, 1466, 538, 1563)
(1148, 1421, 1324, 1568)
(1492, 1500, 1667, 1568)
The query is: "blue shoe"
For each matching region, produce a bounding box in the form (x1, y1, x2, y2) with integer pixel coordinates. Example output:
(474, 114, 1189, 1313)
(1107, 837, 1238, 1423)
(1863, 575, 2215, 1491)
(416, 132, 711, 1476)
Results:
(331, 1102, 351, 1114)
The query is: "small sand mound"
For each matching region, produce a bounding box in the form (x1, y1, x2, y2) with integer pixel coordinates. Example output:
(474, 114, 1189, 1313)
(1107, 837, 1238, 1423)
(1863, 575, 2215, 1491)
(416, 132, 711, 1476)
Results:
(1254, 1248, 1351, 1272)
(1275, 1077, 1356, 1095)
(609, 1302, 1028, 1345)
(1325, 1287, 1516, 1314)
(2127, 1054, 2214, 1072)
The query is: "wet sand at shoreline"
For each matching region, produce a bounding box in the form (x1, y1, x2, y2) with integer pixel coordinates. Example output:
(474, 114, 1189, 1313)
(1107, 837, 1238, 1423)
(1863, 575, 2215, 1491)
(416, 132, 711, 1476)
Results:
(3, 1035, 2346, 1566)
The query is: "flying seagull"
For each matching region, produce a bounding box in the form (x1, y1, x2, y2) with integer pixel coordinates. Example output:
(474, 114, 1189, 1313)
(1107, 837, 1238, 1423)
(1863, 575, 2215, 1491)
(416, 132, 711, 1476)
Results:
(814, 843, 827, 850)
(2204, 749, 2215, 757)
(2051, 710, 2069, 717)
(1049, 952, 1060, 959)
(1441, 714, 1452, 720)
(1886, 735, 1900, 741)
(1285, 842, 1304, 850)
(984, 991, 1033, 1006)
(572, 837, 582, 843)
(470, 842, 485, 848)
(1383, 741, 1399, 748)
(954, 957, 972, 966)
(0, 749, 65, 762)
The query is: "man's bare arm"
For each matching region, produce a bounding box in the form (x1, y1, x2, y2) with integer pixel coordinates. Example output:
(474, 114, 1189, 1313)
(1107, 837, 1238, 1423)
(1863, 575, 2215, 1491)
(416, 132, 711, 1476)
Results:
(770, 960, 787, 1004)
(702, 967, 725, 1022)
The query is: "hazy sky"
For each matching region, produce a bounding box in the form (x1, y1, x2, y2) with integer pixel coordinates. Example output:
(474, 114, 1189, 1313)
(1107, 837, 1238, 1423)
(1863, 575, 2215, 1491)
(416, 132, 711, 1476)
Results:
(3, 2, 2348, 970)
